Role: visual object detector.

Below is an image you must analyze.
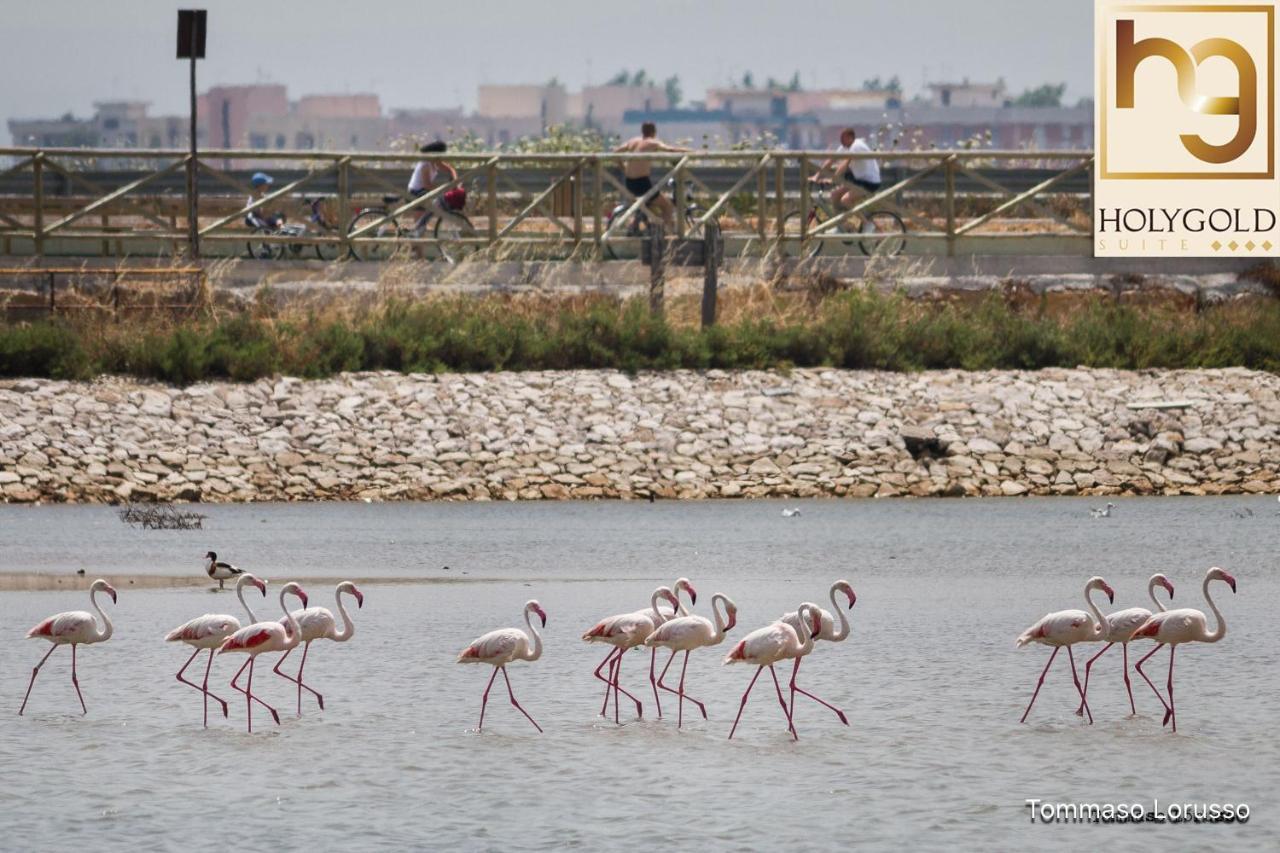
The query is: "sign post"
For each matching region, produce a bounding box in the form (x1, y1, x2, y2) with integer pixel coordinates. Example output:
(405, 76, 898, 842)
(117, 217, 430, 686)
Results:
(177, 10, 206, 259)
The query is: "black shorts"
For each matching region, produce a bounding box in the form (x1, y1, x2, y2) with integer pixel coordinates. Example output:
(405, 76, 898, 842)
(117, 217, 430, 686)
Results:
(624, 175, 655, 197)
(842, 171, 881, 193)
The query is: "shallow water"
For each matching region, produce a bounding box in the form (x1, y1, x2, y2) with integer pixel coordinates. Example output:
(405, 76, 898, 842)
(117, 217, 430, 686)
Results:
(0, 497, 1275, 851)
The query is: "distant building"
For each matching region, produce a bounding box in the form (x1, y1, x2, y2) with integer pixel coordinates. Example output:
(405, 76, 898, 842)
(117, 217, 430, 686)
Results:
(814, 105, 1092, 150)
(9, 101, 204, 149)
(923, 80, 1007, 109)
(201, 85, 289, 149)
(477, 84, 568, 126)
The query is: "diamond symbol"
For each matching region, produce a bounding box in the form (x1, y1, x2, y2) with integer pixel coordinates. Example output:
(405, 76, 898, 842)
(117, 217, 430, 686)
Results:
(1265, 241, 1274, 251)
(1212, 241, 1223, 251)
(1246, 241, 1257, 251)
(1229, 241, 1240, 251)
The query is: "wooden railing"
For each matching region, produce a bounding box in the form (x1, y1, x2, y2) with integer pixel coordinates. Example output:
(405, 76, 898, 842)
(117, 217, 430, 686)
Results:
(0, 147, 1094, 260)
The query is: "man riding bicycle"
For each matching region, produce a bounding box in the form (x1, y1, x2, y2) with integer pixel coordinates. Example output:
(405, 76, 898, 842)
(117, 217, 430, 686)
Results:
(613, 122, 690, 229)
(245, 172, 285, 231)
(811, 128, 882, 211)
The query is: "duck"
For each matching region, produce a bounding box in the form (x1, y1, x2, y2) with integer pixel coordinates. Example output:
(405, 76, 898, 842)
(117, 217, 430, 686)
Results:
(204, 551, 244, 590)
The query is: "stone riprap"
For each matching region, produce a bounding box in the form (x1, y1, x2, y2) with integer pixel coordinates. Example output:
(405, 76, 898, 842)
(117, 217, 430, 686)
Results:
(1, 368, 1277, 504)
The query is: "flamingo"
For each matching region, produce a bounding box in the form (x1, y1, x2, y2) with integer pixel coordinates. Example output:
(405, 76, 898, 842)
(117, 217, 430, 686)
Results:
(643, 577, 697, 719)
(582, 586, 681, 723)
(1131, 567, 1237, 733)
(273, 581, 364, 716)
(1075, 573, 1174, 717)
(1015, 576, 1114, 724)
(204, 551, 244, 590)
(725, 604, 822, 740)
(164, 573, 268, 727)
(643, 593, 738, 728)
(457, 600, 547, 733)
(217, 582, 308, 733)
(19, 579, 117, 716)
(779, 580, 857, 725)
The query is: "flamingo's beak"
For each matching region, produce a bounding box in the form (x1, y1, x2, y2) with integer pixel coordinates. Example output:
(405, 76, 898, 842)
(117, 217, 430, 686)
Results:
(687, 585, 698, 606)
(1103, 583, 1115, 604)
(811, 611, 822, 634)
(726, 610, 737, 631)
(1224, 573, 1238, 593)
(1163, 579, 1175, 598)
(354, 588, 365, 608)
(536, 606, 547, 627)
(105, 585, 118, 603)
(254, 579, 267, 596)
(296, 588, 309, 607)
(845, 589, 857, 609)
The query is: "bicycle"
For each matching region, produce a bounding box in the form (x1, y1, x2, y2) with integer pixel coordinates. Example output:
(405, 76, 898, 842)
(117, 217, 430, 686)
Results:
(779, 180, 907, 258)
(347, 188, 479, 263)
(603, 177, 705, 260)
(244, 198, 347, 261)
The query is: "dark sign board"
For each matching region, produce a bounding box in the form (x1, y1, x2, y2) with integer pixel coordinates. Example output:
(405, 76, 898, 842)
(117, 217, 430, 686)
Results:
(177, 10, 207, 59)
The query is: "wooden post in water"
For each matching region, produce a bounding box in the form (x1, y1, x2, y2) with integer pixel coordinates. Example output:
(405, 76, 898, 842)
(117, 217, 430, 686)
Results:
(648, 223, 665, 317)
(701, 219, 721, 328)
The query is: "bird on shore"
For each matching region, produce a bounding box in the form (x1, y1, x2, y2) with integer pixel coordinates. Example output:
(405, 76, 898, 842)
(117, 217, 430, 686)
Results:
(164, 573, 268, 727)
(19, 579, 118, 716)
(725, 604, 821, 740)
(1131, 567, 1236, 733)
(1075, 573, 1173, 717)
(204, 551, 244, 590)
(779, 580, 857, 725)
(458, 600, 547, 733)
(218, 582, 308, 733)
(1090, 502, 1116, 519)
(781, 508, 802, 518)
(583, 586, 681, 723)
(644, 593, 738, 728)
(272, 581, 364, 716)
(1016, 576, 1114, 724)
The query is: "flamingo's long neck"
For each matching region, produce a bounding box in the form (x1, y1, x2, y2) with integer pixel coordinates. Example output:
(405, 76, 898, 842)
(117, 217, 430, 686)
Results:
(523, 608, 544, 661)
(796, 604, 817, 656)
(1083, 585, 1106, 638)
(1201, 576, 1228, 643)
(236, 579, 259, 623)
(675, 585, 690, 617)
(90, 588, 113, 642)
(332, 588, 356, 642)
(649, 588, 669, 623)
(280, 589, 302, 649)
(1146, 577, 1168, 614)
(827, 585, 851, 642)
(710, 594, 733, 642)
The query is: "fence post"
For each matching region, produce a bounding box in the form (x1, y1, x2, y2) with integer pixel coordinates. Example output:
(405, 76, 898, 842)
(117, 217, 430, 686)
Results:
(675, 161, 686, 239)
(33, 152, 44, 259)
(945, 155, 956, 258)
(799, 155, 810, 249)
(48, 272, 55, 314)
(337, 156, 351, 259)
(701, 219, 721, 328)
(487, 161, 499, 246)
(756, 163, 768, 250)
(592, 157, 603, 261)
(648, 223, 665, 317)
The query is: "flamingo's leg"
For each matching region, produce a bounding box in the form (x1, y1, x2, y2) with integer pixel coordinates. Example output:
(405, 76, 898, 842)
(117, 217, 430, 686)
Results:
(788, 655, 849, 726)
(658, 650, 707, 723)
(649, 647, 663, 719)
(728, 666, 764, 740)
(769, 664, 797, 740)
(593, 647, 620, 716)
(656, 649, 683, 698)
(296, 642, 323, 713)
(1135, 643, 1170, 718)
(611, 649, 643, 723)
(501, 667, 542, 734)
(231, 657, 252, 732)
(70, 644, 86, 715)
(477, 666, 499, 732)
(175, 646, 224, 727)
(231, 656, 280, 732)
(1075, 642, 1112, 715)
(1166, 645, 1177, 733)
(1067, 646, 1091, 724)
(1019, 647, 1059, 723)
(1122, 643, 1135, 716)
(676, 651, 689, 729)
(18, 644, 58, 716)
(202, 649, 230, 722)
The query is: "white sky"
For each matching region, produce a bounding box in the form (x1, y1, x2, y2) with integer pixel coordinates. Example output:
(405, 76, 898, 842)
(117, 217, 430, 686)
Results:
(2, 0, 1091, 132)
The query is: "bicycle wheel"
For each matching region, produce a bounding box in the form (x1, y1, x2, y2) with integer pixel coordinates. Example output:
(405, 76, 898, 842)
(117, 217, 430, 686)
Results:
(315, 227, 342, 261)
(246, 227, 281, 260)
(859, 210, 907, 257)
(433, 213, 480, 263)
(778, 210, 824, 260)
(348, 209, 402, 261)
(604, 205, 650, 260)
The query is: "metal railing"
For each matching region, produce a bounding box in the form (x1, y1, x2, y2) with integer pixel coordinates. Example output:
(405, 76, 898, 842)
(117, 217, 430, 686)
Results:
(0, 147, 1094, 260)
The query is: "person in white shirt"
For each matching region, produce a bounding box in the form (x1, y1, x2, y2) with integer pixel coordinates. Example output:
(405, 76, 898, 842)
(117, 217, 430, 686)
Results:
(407, 140, 462, 233)
(811, 128, 882, 211)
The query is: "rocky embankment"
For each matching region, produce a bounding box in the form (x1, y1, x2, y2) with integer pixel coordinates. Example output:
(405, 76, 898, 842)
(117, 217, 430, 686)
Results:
(1, 368, 1277, 504)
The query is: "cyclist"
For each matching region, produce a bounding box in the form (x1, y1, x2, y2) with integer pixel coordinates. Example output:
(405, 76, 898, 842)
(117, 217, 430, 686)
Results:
(245, 172, 284, 231)
(613, 122, 690, 229)
(811, 128, 882, 211)
(407, 140, 464, 233)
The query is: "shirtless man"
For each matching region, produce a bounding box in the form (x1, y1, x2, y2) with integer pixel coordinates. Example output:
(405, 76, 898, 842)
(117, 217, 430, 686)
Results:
(613, 122, 690, 227)
(811, 127, 882, 211)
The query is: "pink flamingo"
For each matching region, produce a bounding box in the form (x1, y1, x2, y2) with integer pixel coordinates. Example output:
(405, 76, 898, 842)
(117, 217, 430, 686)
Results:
(1075, 573, 1174, 717)
(164, 573, 268, 727)
(583, 586, 681, 723)
(273, 581, 364, 716)
(779, 579, 856, 725)
(725, 604, 822, 740)
(19, 579, 117, 716)
(457, 600, 547, 733)
(217, 582, 308, 733)
(643, 593, 737, 728)
(1131, 567, 1236, 733)
(627, 577, 696, 720)
(1015, 576, 1114, 724)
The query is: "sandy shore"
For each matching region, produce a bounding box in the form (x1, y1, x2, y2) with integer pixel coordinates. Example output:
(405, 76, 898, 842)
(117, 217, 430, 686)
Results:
(0, 572, 520, 592)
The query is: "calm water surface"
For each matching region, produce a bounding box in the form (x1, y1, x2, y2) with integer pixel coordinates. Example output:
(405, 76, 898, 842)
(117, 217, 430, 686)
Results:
(0, 497, 1275, 851)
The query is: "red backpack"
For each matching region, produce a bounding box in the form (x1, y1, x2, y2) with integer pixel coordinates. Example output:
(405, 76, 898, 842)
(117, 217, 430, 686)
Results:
(443, 187, 467, 211)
